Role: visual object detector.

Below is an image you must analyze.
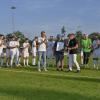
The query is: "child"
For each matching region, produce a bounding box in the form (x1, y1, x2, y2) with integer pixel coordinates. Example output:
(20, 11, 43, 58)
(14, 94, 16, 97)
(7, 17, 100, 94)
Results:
(32, 37, 38, 66)
(22, 38, 30, 67)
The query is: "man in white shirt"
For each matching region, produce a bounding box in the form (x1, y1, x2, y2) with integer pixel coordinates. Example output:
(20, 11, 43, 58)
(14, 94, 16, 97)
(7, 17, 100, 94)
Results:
(38, 31, 48, 72)
(22, 38, 30, 66)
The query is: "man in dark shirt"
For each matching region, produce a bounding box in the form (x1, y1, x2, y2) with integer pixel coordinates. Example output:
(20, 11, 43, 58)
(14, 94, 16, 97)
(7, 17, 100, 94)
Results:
(53, 34, 64, 71)
(67, 33, 80, 72)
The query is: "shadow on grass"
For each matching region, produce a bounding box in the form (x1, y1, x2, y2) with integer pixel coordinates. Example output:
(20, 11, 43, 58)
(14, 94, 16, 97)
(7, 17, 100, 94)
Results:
(0, 87, 99, 100)
(36, 73, 100, 83)
(1, 67, 100, 83)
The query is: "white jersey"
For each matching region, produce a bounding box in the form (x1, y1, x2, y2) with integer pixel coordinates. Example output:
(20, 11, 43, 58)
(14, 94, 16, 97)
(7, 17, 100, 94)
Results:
(23, 42, 29, 57)
(15, 41, 20, 48)
(38, 37, 47, 52)
(9, 41, 17, 51)
(23, 42, 29, 53)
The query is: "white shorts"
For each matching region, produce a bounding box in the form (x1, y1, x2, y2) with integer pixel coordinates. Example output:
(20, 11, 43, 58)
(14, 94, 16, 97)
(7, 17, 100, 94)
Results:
(10, 49, 16, 58)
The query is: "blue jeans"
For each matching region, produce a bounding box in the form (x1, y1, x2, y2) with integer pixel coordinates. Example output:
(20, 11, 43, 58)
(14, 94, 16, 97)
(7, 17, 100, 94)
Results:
(38, 51, 46, 69)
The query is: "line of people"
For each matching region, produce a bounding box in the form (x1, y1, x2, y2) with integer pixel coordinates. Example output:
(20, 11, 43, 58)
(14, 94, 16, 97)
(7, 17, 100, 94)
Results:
(0, 31, 100, 73)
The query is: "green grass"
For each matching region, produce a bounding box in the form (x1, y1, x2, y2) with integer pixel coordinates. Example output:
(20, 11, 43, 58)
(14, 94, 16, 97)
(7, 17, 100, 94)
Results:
(0, 66, 100, 100)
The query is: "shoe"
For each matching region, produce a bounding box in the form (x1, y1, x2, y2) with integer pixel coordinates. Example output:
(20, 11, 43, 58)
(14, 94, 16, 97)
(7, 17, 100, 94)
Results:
(61, 69, 64, 71)
(66, 70, 72, 72)
(38, 69, 41, 72)
(76, 70, 80, 73)
(56, 69, 60, 71)
(44, 69, 48, 72)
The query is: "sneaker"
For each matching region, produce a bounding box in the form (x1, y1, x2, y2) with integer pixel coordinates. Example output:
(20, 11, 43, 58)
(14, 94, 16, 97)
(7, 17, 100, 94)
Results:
(76, 70, 80, 73)
(44, 69, 48, 72)
(38, 69, 41, 72)
(66, 69, 72, 72)
(61, 69, 64, 71)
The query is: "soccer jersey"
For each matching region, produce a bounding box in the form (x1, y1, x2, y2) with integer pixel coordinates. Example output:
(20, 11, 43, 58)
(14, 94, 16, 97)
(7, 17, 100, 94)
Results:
(9, 41, 16, 51)
(23, 43, 29, 53)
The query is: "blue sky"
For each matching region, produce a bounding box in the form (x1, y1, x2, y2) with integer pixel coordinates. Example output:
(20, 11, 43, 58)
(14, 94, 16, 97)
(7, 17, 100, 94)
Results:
(0, 0, 100, 38)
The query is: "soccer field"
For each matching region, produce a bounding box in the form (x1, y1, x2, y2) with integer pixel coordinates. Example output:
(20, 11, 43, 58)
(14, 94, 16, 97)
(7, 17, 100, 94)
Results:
(0, 67, 100, 100)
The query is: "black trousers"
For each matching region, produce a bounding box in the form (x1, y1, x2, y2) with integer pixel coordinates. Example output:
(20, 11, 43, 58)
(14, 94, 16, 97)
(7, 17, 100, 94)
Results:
(83, 52, 91, 65)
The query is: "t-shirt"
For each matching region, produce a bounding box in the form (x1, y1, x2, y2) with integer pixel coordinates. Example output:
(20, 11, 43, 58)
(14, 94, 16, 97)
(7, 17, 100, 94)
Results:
(23, 42, 29, 53)
(38, 37, 47, 52)
(47, 41, 55, 51)
(9, 41, 17, 51)
(81, 38, 92, 52)
(68, 38, 78, 54)
(54, 40, 64, 55)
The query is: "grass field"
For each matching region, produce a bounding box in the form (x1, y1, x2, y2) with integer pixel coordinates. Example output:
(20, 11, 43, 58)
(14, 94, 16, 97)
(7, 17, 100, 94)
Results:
(0, 66, 100, 100)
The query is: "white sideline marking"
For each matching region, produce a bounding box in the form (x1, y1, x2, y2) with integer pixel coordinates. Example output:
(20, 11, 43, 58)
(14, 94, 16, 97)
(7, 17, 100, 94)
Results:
(0, 69, 100, 80)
